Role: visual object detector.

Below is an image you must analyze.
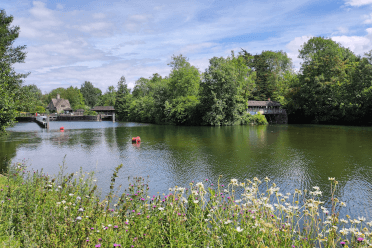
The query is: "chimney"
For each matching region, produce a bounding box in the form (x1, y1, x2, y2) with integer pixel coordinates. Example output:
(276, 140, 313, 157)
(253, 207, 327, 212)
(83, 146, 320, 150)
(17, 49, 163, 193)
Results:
(57, 94, 60, 99)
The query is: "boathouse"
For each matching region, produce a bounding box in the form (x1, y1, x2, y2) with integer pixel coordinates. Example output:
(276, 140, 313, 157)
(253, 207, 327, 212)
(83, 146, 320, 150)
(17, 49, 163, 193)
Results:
(46, 94, 71, 113)
(248, 99, 287, 124)
(91, 106, 115, 122)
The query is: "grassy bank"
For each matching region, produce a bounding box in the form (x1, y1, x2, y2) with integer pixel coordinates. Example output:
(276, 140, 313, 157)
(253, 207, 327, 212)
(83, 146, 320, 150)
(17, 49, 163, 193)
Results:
(0, 162, 370, 247)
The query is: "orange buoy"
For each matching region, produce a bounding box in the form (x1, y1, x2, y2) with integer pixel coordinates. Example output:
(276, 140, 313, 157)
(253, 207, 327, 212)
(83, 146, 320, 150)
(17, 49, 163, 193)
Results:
(60, 127, 64, 131)
(132, 136, 141, 143)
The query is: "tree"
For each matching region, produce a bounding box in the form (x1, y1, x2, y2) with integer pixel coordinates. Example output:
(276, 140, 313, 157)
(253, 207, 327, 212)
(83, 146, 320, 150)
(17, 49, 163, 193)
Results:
(80, 81, 101, 107)
(165, 55, 201, 125)
(0, 9, 30, 134)
(240, 49, 292, 101)
(115, 76, 131, 121)
(200, 52, 251, 126)
(98, 86, 116, 106)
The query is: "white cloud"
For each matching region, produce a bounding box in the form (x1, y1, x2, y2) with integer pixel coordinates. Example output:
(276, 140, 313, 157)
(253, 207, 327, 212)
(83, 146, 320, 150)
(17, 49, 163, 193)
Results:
(56, 3, 63, 10)
(75, 22, 112, 32)
(345, 0, 372, 6)
(285, 35, 313, 69)
(332, 35, 372, 55)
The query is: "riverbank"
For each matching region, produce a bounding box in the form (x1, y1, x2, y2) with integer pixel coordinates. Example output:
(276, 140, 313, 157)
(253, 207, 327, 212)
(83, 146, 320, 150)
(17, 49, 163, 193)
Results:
(0, 162, 370, 247)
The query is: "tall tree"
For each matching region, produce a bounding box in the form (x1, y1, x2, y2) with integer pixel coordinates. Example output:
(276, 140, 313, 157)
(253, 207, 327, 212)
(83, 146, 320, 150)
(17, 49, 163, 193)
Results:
(0, 9, 30, 133)
(240, 49, 292, 101)
(80, 81, 101, 107)
(200, 52, 250, 126)
(165, 54, 201, 125)
(115, 76, 131, 121)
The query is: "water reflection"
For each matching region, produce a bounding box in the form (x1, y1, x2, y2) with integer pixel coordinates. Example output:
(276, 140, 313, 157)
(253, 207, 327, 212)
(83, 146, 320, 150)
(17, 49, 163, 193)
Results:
(3, 122, 372, 219)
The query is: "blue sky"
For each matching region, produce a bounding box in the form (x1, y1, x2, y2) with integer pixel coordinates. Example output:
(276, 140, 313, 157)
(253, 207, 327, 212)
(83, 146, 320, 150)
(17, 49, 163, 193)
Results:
(3, 0, 372, 93)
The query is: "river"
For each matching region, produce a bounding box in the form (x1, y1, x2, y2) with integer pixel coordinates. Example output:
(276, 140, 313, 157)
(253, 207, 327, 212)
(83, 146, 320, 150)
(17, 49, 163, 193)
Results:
(1, 121, 372, 219)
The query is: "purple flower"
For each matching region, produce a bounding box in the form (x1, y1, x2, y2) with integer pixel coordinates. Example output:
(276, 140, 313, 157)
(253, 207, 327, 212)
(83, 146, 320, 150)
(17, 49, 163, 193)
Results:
(211, 183, 214, 186)
(98, 238, 102, 241)
(91, 227, 94, 230)
(221, 184, 224, 187)
(206, 179, 208, 181)
(113, 244, 121, 247)
(340, 241, 345, 246)
(86, 239, 89, 242)
(95, 244, 101, 248)
(132, 210, 135, 213)
(357, 237, 364, 242)
(114, 225, 118, 228)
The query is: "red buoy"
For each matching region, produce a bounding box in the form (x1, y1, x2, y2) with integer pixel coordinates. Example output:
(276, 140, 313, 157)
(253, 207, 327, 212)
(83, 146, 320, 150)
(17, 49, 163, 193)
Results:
(60, 127, 64, 131)
(132, 136, 141, 143)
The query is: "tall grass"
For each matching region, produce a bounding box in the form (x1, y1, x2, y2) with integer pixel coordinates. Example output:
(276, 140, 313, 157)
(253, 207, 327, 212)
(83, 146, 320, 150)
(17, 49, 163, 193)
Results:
(0, 161, 371, 247)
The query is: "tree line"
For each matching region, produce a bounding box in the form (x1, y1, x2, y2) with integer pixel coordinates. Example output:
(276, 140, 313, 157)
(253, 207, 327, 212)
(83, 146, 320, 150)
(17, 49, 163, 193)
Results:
(2, 8, 372, 134)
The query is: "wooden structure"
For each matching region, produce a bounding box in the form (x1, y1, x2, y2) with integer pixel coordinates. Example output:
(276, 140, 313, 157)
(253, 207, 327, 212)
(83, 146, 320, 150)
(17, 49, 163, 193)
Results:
(247, 100, 287, 124)
(63, 108, 73, 114)
(74, 109, 85, 115)
(90, 106, 115, 122)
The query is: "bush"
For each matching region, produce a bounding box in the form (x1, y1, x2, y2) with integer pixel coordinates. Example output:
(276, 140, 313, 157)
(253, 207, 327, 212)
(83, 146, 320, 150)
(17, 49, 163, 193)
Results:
(252, 112, 268, 125)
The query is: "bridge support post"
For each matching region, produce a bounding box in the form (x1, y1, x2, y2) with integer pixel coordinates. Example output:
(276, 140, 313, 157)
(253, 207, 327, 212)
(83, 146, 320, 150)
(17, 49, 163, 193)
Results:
(112, 113, 115, 122)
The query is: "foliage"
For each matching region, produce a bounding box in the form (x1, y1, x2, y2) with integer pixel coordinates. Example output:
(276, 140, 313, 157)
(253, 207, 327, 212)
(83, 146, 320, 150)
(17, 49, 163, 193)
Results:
(0, 162, 370, 247)
(47, 86, 85, 110)
(115, 76, 131, 121)
(83, 110, 97, 116)
(240, 49, 293, 102)
(98, 86, 116, 107)
(200, 52, 251, 126)
(0, 9, 30, 134)
(80, 81, 102, 108)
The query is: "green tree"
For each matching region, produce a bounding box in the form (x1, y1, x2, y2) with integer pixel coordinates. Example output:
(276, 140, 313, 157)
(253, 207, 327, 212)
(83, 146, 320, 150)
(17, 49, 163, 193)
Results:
(80, 81, 101, 107)
(286, 37, 358, 124)
(0, 9, 30, 133)
(240, 49, 292, 101)
(98, 86, 116, 106)
(16, 84, 44, 113)
(115, 76, 131, 121)
(165, 55, 201, 125)
(200, 52, 251, 126)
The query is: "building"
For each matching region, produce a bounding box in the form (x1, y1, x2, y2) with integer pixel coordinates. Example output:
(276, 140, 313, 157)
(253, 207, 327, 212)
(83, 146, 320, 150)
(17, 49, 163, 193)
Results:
(248, 99, 287, 124)
(90, 106, 115, 115)
(63, 108, 73, 114)
(46, 94, 71, 113)
(247, 100, 284, 115)
(74, 109, 85, 115)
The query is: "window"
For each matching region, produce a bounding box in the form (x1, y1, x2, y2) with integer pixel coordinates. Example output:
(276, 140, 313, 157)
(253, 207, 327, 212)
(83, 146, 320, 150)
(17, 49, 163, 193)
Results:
(61, 105, 65, 107)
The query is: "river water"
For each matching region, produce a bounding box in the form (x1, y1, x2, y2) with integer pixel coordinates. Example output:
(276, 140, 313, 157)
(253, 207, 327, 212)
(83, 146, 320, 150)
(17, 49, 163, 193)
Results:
(1, 121, 372, 219)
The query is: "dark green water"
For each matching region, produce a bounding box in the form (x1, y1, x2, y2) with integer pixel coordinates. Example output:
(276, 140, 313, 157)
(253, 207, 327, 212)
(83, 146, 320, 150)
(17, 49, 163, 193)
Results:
(2, 121, 372, 219)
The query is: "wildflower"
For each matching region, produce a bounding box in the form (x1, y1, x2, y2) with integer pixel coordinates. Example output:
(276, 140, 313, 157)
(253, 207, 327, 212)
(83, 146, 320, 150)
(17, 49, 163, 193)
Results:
(61, 200, 66, 204)
(76, 196, 81, 201)
(64, 206, 68, 210)
(231, 179, 238, 185)
(78, 208, 84, 212)
(113, 244, 121, 247)
(340, 241, 345, 246)
(357, 237, 364, 242)
(76, 216, 82, 221)
(359, 216, 366, 222)
(328, 177, 335, 181)
(158, 207, 164, 211)
(114, 225, 118, 228)
(69, 193, 74, 196)
(56, 202, 61, 205)
(193, 200, 199, 204)
(95, 245, 101, 248)
(224, 220, 232, 224)
(236, 226, 244, 232)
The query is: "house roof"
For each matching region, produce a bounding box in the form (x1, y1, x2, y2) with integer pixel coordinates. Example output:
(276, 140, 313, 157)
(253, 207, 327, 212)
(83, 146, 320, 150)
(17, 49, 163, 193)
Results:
(248, 100, 282, 107)
(64, 108, 73, 111)
(50, 98, 71, 107)
(91, 106, 115, 111)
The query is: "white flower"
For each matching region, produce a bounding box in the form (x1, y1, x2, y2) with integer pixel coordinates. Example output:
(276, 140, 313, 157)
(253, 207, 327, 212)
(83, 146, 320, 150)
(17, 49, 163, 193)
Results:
(158, 207, 164, 211)
(193, 200, 199, 204)
(76, 216, 82, 221)
(224, 189, 229, 193)
(224, 220, 233, 224)
(313, 186, 320, 191)
(328, 177, 335, 181)
(56, 202, 61, 205)
(236, 226, 244, 232)
(204, 219, 209, 222)
(340, 219, 348, 224)
(231, 179, 238, 185)
(58, 186, 62, 189)
(63, 206, 68, 210)
(69, 193, 74, 196)
(78, 208, 84, 212)
(61, 200, 66, 204)
(359, 216, 366, 222)
(76, 196, 81, 201)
